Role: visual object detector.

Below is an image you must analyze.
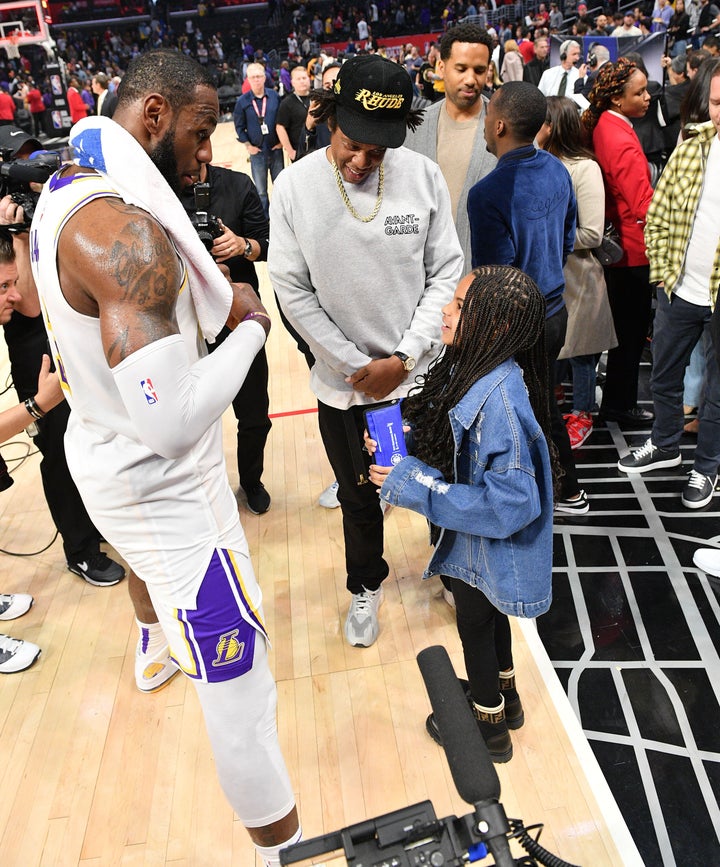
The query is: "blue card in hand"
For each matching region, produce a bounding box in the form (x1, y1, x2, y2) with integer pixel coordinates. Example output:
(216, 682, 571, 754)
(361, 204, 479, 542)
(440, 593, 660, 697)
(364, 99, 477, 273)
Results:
(364, 400, 407, 468)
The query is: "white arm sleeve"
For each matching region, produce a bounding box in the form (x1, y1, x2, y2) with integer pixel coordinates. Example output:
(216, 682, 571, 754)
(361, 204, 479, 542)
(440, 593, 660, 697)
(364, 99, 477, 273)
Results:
(112, 320, 266, 460)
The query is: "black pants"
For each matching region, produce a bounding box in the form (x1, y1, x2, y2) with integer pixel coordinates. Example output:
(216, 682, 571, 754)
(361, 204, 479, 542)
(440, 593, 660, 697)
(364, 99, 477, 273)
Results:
(451, 577, 512, 708)
(712, 302, 720, 362)
(601, 265, 654, 413)
(207, 326, 271, 492)
(6, 315, 101, 562)
(30, 110, 44, 138)
(545, 306, 580, 500)
(317, 401, 388, 594)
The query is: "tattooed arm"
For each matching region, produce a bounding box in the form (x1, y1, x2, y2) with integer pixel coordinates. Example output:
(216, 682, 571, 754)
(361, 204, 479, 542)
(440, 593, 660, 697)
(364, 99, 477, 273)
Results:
(58, 197, 181, 367)
(58, 196, 268, 367)
(58, 196, 269, 458)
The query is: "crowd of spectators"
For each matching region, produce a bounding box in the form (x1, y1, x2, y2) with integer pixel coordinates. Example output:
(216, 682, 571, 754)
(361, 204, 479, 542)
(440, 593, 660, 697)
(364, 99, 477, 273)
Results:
(1, 0, 718, 142)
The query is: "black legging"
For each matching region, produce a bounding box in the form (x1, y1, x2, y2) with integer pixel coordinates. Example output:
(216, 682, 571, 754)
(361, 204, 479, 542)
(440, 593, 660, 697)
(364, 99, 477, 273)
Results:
(545, 306, 580, 500)
(601, 265, 654, 413)
(450, 576, 513, 709)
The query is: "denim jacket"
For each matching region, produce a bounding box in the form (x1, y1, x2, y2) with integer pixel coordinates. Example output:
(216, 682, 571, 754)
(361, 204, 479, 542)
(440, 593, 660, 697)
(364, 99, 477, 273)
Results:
(380, 358, 553, 617)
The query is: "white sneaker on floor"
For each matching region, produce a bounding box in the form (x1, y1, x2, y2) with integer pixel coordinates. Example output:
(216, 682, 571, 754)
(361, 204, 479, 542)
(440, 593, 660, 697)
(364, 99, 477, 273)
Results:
(0, 634, 41, 673)
(318, 481, 340, 509)
(0, 593, 33, 621)
(693, 548, 720, 578)
(135, 638, 180, 692)
(441, 586, 456, 610)
(344, 586, 384, 647)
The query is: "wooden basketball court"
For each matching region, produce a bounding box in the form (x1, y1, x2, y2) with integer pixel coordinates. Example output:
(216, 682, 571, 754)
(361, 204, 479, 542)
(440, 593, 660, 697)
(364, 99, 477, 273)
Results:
(0, 121, 640, 865)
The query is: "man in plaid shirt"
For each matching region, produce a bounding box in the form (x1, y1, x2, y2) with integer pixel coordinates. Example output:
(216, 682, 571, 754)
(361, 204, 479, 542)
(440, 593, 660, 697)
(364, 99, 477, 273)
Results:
(617, 64, 720, 509)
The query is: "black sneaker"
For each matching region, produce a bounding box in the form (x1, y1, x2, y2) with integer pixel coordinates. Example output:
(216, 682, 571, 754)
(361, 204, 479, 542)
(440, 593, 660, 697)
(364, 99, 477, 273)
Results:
(617, 438, 681, 474)
(245, 483, 271, 515)
(554, 489, 590, 515)
(600, 406, 654, 427)
(681, 471, 718, 510)
(67, 552, 126, 586)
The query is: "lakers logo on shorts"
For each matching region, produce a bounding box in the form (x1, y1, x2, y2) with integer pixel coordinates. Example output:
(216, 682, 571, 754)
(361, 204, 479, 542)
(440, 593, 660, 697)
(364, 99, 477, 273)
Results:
(212, 629, 246, 668)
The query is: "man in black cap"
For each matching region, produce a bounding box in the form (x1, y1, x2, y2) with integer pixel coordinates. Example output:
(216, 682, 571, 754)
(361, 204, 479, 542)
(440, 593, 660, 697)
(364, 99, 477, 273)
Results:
(0, 129, 126, 587)
(0, 126, 40, 161)
(269, 55, 464, 648)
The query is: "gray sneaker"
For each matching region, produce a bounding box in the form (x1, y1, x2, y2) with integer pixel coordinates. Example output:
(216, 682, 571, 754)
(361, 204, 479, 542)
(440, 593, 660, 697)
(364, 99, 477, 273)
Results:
(344, 586, 384, 647)
(318, 481, 340, 509)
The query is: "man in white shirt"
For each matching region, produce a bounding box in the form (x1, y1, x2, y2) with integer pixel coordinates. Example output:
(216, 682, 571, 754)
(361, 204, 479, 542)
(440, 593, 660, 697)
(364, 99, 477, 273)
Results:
(537, 39, 588, 108)
(612, 11, 643, 35)
(91, 72, 117, 117)
(620, 68, 720, 511)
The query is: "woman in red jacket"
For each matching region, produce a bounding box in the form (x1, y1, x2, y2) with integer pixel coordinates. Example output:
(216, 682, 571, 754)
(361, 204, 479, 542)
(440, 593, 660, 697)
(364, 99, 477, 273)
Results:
(66, 76, 89, 124)
(582, 59, 654, 426)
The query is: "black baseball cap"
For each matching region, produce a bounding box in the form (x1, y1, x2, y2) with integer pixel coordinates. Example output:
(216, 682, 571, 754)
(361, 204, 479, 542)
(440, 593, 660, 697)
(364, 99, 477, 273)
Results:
(332, 55, 413, 148)
(0, 126, 41, 158)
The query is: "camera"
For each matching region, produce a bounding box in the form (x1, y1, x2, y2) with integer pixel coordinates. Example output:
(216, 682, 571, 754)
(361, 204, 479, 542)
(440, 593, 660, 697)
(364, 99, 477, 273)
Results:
(187, 181, 223, 250)
(0, 151, 61, 230)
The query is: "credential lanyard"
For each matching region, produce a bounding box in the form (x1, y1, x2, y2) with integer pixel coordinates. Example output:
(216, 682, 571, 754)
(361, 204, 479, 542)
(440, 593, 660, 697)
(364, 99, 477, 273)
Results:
(252, 95, 268, 136)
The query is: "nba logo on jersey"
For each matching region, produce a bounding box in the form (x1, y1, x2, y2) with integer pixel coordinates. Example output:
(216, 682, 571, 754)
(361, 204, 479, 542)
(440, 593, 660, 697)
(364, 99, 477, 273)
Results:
(141, 378, 159, 405)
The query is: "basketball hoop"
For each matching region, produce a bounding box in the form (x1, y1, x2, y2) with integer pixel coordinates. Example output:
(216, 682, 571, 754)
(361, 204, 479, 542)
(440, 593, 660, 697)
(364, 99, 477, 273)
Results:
(4, 33, 22, 60)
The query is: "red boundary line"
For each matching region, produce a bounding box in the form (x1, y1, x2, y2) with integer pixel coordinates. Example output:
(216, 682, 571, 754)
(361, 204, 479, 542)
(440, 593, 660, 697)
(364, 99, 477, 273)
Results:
(268, 407, 318, 419)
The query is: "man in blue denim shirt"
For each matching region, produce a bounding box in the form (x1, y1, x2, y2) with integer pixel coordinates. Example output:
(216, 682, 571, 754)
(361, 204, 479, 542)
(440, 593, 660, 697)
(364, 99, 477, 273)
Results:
(234, 63, 284, 217)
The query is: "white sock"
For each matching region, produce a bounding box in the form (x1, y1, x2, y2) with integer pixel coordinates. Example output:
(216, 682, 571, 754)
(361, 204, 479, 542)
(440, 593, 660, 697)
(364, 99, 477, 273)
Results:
(255, 824, 302, 867)
(472, 696, 504, 715)
(136, 618, 167, 656)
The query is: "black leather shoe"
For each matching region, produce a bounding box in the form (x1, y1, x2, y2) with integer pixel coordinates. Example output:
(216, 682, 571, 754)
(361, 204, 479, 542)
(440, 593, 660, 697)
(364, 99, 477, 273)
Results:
(600, 406, 654, 426)
(245, 483, 271, 515)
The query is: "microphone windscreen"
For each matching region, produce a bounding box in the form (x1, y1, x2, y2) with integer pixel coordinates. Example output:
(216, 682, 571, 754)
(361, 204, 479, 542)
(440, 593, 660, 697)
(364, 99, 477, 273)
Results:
(417, 645, 501, 804)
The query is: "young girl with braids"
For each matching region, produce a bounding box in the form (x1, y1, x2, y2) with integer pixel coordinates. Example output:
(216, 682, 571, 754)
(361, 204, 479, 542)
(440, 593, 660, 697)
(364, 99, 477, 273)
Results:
(365, 265, 559, 763)
(581, 57, 654, 428)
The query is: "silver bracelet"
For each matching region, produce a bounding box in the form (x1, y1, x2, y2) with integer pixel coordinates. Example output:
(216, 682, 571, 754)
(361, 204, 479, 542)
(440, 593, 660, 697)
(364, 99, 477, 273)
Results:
(24, 396, 45, 420)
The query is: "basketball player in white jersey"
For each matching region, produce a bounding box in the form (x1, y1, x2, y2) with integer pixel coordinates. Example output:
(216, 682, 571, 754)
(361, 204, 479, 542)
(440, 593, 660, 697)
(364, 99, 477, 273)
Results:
(29, 50, 300, 866)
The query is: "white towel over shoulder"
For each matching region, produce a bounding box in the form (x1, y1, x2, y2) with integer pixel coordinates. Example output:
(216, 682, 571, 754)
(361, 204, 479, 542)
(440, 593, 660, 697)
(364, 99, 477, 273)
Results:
(69, 115, 231, 341)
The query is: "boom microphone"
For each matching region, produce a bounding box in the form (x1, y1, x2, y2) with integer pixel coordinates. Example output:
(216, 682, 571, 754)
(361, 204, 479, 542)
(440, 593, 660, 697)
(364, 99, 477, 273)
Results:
(417, 645, 500, 804)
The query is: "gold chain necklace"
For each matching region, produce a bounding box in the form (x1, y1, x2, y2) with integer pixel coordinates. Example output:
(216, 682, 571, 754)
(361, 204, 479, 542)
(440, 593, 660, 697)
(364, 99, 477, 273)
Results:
(331, 159, 384, 223)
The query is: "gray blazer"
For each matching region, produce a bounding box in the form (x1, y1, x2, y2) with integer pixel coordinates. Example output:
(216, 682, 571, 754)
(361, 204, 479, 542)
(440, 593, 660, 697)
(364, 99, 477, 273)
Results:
(404, 98, 497, 271)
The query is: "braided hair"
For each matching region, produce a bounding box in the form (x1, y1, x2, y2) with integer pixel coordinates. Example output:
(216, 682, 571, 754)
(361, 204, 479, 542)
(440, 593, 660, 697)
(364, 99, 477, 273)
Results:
(402, 266, 561, 494)
(581, 57, 640, 135)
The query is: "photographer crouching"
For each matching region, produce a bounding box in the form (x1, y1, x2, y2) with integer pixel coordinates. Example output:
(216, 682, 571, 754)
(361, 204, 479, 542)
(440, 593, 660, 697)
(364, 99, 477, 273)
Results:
(180, 160, 272, 517)
(0, 126, 126, 587)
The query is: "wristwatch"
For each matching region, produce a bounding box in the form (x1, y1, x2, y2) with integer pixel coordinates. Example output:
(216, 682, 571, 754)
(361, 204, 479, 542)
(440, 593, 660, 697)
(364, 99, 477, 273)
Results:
(242, 238, 252, 258)
(393, 351, 416, 372)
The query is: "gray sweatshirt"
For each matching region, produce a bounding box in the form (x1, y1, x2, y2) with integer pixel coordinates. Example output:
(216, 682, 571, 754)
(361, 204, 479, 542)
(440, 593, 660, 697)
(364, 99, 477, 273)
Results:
(269, 145, 464, 409)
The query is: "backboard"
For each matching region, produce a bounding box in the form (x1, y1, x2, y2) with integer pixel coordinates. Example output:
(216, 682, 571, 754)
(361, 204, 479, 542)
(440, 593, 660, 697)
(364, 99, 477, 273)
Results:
(0, 0, 50, 50)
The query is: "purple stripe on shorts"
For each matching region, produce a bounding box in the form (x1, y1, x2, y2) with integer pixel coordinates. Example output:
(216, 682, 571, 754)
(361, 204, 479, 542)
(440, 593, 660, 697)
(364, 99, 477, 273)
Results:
(175, 549, 259, 683)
